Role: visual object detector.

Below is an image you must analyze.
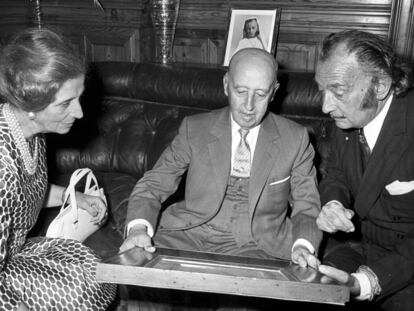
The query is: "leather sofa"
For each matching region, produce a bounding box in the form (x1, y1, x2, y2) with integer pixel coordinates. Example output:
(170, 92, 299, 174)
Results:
(40, 61, 333, 260)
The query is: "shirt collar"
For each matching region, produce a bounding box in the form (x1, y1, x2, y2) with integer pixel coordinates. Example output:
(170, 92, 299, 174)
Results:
(363, 93, 393, 149)
(230, 114, 261, 137)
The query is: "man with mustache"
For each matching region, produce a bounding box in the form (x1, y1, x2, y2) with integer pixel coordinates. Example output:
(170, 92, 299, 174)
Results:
(315, 30, 414, 311)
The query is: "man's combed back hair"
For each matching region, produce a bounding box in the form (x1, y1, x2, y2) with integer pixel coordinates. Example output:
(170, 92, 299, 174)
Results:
(319, 30, 413, 97)
(0, 27, 86, 112)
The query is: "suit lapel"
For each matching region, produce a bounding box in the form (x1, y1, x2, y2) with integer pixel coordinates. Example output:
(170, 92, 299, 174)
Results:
(355, 96, 413, 218)
(208, 108, 231, 201)
(249, 114, 280, 212)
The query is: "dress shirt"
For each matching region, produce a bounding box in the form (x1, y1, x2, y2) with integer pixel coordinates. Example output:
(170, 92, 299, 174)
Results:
(363, 94, 393, 151)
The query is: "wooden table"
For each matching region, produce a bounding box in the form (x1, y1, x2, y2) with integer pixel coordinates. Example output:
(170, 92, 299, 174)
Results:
(96, 247, 349, 306)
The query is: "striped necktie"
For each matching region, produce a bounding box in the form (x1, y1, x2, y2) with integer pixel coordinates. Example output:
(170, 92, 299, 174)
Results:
(232, 129, 251, 178)
(358, 128, 371, 170)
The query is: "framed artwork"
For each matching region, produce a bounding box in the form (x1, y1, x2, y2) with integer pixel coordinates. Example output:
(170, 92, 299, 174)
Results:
(96, 247, 350, 305)
(223, 8, 281, 67)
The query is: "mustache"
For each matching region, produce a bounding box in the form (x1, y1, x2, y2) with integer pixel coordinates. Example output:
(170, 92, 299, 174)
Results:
(330, 114, 345, 119)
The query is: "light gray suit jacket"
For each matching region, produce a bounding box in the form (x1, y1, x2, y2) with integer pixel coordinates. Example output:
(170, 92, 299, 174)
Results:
(127, 107, 322, 259)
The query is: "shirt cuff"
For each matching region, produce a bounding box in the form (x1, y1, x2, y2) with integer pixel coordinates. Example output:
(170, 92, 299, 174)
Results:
(325, 200, 344, 207)
(126, 219, 154, 237)
(292, 238, 315, 254)
(352, 272, 372, 300)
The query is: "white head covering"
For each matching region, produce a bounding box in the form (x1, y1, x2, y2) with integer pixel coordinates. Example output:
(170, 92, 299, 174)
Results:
(241, 17, 267, 50)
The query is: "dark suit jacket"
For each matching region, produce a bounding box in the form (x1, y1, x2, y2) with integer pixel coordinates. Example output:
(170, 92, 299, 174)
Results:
(127, 107, 322, 260)
(320, 91, 414, 299)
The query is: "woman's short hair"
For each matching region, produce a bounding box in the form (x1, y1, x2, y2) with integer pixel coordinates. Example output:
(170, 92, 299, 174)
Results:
(319, 30, 413, 97)
(0, 27, 86, 111)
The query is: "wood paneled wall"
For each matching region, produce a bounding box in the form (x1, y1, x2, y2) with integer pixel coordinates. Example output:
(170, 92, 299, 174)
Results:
(0, 0, 413, 72)
(0, 0, 143, 61)
(171, 0, 413, 71)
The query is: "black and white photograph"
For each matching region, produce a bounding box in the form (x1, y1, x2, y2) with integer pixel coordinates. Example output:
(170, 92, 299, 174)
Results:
(223, 8, 280, 66)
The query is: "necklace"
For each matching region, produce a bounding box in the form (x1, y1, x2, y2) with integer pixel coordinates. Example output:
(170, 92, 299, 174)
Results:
(3, 103, 39, 175)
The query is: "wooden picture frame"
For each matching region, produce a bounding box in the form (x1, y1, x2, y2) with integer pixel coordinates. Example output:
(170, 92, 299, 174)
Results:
(223, 8, 281, 67)
(96, 247, 350, 305)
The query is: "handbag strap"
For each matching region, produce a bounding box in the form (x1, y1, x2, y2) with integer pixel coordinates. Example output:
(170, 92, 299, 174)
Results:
(61, 168, 99, 224)
(84, 170, 100, 192)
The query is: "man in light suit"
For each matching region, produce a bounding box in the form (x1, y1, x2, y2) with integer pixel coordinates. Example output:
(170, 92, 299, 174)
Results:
(315, 30, 414, 311)
(120, 48, 322, 269)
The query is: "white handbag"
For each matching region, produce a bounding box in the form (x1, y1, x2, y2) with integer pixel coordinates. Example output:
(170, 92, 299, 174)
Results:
(46, 168, 107, 242)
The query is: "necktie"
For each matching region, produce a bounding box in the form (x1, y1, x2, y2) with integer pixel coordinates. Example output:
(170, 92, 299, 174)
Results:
(232, 129, 251, 178)
(358, 128, 371, 170)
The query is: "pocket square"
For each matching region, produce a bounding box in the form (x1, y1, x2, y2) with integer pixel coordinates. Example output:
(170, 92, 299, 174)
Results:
(385, 180, 414, 195)
(269, 176, 290, 186)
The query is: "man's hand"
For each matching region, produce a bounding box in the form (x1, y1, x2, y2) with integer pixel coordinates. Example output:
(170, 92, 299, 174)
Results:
(291, 244, 320, 269)
(319, 264, 361, 296)
(119, 224, 156, 253)
(316, 201, 355, 233)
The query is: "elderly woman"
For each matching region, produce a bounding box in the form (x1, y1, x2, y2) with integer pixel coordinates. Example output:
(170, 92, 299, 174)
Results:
(0, 28, 116, 310)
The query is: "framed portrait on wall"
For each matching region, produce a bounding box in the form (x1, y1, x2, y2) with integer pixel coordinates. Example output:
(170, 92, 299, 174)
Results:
(223, 8, 281, 67)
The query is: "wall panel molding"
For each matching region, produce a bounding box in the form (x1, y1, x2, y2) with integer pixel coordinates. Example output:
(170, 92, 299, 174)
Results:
(389, 0, 414, 60)
(173, 0, 395, 70)
(173, 38, 222, 64)
(0, 0, 413, 67)
(276, 43, 318, 72)
(82, 29, 141, 62)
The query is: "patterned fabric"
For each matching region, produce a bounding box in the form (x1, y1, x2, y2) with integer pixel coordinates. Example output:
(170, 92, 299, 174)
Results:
(0, 104, 116, 310)
(231, 129, 250, 177)
(358, 128, 371, 170)
(207, 176, 254, 248)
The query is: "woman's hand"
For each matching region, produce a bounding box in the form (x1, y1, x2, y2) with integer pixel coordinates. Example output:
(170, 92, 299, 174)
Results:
(76, 191, 108, 225)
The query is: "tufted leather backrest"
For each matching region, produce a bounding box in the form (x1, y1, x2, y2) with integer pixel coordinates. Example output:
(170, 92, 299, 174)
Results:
(47, 62, 333, 182)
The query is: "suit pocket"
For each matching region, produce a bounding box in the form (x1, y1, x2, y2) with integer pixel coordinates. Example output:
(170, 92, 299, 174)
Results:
(269, 176, 290, 186)
(385, 180, 414, 195)
(266, 178, 290, 195)
(381, 190, 414, 218)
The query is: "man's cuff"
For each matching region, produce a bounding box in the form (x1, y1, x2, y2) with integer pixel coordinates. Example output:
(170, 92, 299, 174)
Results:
(126, 219, 154, 237)
(352, 272, 372, 300)
(292, 238, 315, 254)
(325, 200, 344, 208)
(352, 265, 381, 301)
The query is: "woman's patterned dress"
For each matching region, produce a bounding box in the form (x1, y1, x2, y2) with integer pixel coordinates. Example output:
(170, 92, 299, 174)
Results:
(0, 105, 116, 310)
